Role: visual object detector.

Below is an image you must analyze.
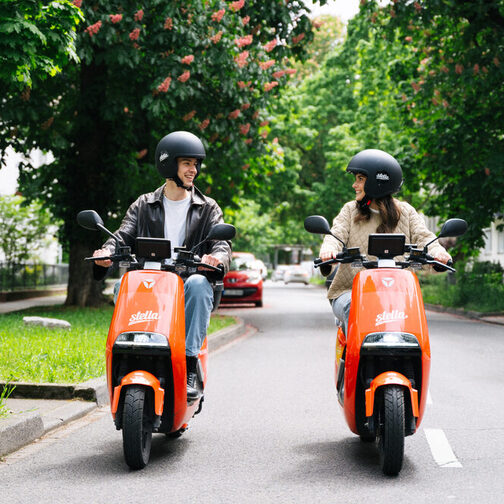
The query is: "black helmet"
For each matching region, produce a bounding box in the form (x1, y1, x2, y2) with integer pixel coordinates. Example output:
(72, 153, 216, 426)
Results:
(346, 149, 403, 199)
(155, 131, 206, 187)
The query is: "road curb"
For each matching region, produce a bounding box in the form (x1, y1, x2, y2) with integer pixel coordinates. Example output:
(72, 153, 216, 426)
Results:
(0, 318, 247, 457)
(0, 411, 44, 457)
(425, 304, 504, 326)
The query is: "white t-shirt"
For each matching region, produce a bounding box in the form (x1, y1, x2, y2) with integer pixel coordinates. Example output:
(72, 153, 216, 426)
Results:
(163, 194, 191, 257)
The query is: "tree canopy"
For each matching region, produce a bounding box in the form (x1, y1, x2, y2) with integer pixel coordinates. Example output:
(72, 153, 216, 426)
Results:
(0, 0, 328, 305)
(0, 0, 83, 90)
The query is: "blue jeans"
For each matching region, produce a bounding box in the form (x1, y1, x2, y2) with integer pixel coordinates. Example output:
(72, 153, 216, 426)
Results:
(331, 291, 352, 336)
(113, 273, 213, 357)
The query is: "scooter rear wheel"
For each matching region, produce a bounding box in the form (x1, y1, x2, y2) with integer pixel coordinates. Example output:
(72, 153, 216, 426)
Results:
(122, 385, 153, 470)
(378, 385, 405, 476)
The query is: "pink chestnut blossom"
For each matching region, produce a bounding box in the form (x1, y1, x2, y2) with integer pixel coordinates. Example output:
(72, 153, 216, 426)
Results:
(292, 33, 305, 44)
(235, 35, 253, 48)
(178, 71, 191, 83)
(264, 81, 279, 92)
(264, 40, 277, 52)
(73, 0, 82, 8)
(183, 110, 196, 122)
(109, 14, 123, 24)
(272, 70, 285, 79)
(228, 109, 241, 119)
(134, 10, 144, 22)
(242, 16, 250, 26)
(164, 17, 173, 30)
(235, 51, 249, 68)
(129, 28, 141, 40)
(241, 103, 250, 110)
(259, 60, 275, 70)
(211, 9, 225, 22)
(211, 31, 223, 44)
(85, 21, 102, 37)
(157, 77, 172, 93)
(181, 55, 195, 65)
(240, 123, 251, 135)
(230, 0, 245, 12)
(199, 118, 210, 130)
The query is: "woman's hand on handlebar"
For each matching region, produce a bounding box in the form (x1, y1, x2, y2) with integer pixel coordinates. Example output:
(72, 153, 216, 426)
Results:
(320, 250, 338, 262)
(93, 248, 113, 268)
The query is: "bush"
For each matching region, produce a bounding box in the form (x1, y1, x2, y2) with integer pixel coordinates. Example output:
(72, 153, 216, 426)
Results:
(418, 261, 504, 313)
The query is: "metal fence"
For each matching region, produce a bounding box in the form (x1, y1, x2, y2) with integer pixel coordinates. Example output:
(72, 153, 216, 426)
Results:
(0, 263, 69, 291)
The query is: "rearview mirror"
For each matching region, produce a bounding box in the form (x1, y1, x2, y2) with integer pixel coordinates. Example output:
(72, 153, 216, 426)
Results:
(77, 210, 104, 231)
(304, 215, 332, 235)
(439, 218, 467, 238)
(206, 223, 236, 241)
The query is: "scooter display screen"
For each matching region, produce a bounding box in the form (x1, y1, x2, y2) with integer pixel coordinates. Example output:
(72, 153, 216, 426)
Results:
(136, 237, 171, 259)
(368, 234, 405, 258)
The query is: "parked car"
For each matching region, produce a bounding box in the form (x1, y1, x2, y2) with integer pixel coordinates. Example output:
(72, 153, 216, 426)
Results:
(283, 265, 310, 285)
(272, 264, 290, 282)
(221, 256, 263, 307)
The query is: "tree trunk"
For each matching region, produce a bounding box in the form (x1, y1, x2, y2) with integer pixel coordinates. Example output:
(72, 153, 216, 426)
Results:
(65, 240, 106, 307)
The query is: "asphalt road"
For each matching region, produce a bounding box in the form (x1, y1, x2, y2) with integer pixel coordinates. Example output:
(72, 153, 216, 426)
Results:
(1, 282, 503, 504)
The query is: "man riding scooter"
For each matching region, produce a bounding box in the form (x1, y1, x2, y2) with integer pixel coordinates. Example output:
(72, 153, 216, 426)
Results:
(92, 130, 231, 401)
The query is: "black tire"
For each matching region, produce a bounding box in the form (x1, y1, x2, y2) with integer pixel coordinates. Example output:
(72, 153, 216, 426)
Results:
(359, 432, 376, 443)
(255, 299, 263, 307)
(122, 385, 153, 470)
(378, 385, 405, 476)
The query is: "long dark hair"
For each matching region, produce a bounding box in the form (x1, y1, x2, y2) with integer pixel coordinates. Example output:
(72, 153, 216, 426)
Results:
(354, 195, 401, 233)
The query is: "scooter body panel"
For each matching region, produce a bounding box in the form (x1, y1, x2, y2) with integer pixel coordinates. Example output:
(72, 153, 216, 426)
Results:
(342, 268, 431, 434)
(105, 269, 207, 432)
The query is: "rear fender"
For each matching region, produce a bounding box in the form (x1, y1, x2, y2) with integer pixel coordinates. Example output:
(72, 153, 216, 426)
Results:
(111, 370, 165, 418)
(365, 371, 419, 418)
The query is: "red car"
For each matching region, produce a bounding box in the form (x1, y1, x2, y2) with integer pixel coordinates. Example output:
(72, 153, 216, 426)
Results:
(221, 255, 263, 307)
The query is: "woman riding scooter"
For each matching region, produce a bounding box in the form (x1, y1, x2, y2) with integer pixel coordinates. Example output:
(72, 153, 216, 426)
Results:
(320, 149, 452, 333)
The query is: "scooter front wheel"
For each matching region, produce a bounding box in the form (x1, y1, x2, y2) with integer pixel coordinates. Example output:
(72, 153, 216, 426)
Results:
(122, 385, 153, 470)
(378, 385, 405, 476)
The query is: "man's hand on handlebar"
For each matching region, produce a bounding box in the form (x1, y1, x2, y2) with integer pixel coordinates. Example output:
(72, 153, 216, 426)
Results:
(93, 248, 113, 268)
(198, 254, 222, 271)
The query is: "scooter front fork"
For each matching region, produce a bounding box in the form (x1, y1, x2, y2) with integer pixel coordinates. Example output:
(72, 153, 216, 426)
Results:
(364, 371, 419, 434)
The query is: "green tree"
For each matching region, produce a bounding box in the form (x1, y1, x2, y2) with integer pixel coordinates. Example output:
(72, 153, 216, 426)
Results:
(0, 195, 54, 266)
(0, 0, 83, 90)
(0, 0, 327, 306)
(361, 0, 504, 251)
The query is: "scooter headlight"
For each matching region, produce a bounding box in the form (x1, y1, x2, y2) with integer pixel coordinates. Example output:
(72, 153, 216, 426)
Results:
(115, 332, 169, 348)
(361, 332, 420, 354)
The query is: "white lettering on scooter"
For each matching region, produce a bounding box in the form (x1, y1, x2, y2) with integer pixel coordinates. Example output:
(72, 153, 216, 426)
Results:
(375, 310, 408, 326)
(128, 310, 160, 326)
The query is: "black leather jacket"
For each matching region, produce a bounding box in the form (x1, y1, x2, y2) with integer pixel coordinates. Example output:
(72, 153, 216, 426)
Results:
(96, 184, 231, 278)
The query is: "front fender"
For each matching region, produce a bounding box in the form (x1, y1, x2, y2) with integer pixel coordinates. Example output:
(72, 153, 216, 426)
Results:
(111, 370, 165, 417)
(365, 371, 419, 418)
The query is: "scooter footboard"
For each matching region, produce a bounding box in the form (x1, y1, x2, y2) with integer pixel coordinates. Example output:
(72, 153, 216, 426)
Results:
(365, 371, 419, 418)
(111, 371, 165, 418)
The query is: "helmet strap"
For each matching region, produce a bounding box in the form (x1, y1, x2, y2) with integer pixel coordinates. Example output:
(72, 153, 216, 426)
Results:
(171, 174, 194, 191)
(358, 195, 372, 208)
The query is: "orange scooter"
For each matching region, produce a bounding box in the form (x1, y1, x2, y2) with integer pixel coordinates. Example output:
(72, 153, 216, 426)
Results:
(304, 215, 467, 475)
(77, 210, 235, 469)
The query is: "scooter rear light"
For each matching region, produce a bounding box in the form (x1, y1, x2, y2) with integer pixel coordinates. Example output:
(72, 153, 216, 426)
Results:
(361, 332, 420, 351)
(115, 331, 169, 348)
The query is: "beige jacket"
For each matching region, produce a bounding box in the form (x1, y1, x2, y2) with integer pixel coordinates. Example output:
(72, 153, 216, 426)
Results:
(320, 199, 448, 300)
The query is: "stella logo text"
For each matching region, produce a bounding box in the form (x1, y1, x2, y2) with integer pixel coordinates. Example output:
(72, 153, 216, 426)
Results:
(128, 310, 159, 326)
(375, 310, 408, 326)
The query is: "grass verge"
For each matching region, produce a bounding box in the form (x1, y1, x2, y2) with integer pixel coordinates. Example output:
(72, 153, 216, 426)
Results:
(0, 305, 236, 384)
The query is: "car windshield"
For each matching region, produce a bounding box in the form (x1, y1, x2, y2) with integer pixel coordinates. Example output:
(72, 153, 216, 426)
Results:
(230, 258, 256, 271)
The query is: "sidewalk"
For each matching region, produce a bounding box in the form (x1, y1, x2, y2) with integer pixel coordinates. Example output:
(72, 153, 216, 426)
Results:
(0, 295, 248, 458)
